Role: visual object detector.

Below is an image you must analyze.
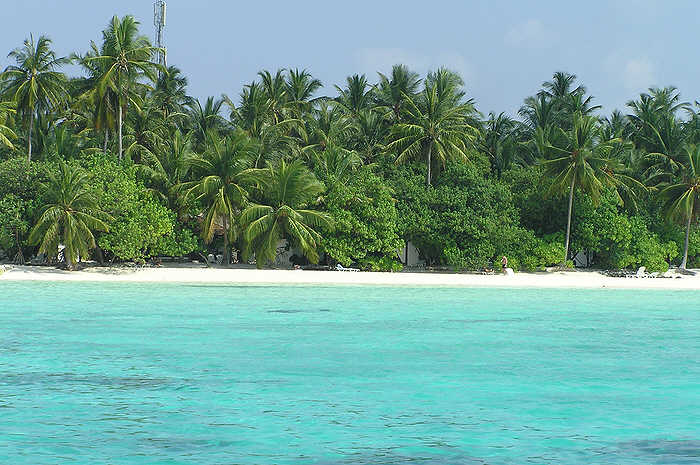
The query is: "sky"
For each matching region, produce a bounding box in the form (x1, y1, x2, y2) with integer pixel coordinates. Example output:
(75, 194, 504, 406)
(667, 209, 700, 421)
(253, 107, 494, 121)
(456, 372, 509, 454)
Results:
(2, 0, 699, 116)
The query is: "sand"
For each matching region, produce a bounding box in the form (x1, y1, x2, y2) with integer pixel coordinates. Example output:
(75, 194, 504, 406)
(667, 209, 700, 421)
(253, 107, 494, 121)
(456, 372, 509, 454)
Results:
(1, 264, 700, 289)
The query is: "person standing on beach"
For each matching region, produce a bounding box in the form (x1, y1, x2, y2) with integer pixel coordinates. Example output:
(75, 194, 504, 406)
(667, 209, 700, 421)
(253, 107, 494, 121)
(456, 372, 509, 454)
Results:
(501, 255, 508, 272)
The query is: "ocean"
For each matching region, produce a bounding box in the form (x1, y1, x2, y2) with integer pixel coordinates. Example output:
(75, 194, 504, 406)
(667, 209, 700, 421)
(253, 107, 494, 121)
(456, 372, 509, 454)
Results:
(1, 282, 698, 464)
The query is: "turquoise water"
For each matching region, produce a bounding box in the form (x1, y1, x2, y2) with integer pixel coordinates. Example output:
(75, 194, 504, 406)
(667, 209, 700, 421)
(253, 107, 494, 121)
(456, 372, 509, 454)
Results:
(1, 282, 699, 464)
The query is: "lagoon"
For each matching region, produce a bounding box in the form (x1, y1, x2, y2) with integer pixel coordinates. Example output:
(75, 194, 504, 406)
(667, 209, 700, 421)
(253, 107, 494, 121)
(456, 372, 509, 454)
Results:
(1, 282, 699, 464)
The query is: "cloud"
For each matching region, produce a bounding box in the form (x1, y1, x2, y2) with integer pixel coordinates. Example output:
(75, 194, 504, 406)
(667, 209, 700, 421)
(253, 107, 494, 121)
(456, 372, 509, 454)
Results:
(505, 19, 547, 47)
(354, 48, 430, 75)
(622, 57, 655, 91)
(605, 53, 656, 93)
(353, 48, 476, 85)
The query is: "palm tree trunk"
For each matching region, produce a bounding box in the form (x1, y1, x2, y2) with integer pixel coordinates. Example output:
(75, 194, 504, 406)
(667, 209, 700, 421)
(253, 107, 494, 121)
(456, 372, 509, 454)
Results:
(223, 217, 230, 266)
(27, 112, 33, 163)
(14, 227, 25, 264)
(103, 128, 109, 154)
(680, 213, 692, 269)
(426, 143, 432, 186)
(563, 175, 576, 266)
(64, 246, 74, 271)
(118, 106, 123, 161)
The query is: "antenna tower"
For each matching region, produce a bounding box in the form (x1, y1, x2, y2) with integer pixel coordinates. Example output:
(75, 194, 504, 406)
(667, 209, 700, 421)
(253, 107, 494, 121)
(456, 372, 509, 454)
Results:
(154, 1, 167, 73)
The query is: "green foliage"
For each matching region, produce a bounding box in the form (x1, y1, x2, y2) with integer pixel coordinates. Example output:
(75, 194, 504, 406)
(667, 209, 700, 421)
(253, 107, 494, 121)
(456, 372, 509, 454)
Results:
(0, 157, 52, 199)
(28, 162, 110, 268)
(386, 68, 477, 185)
(83, 155, 196, 261)
(322, 169, 402, 270)
(358, 255, 403, 272)
(97, 198, 196, 260)
(179, 130, 257, 264)
(4, 22, 700, 274)
(0, 157, 51, 258)
(241, 160, 333, 268)
(0, 35, 68, 161)
(393, 164, 518, 268)
(504, 166, 565, 235)
(0, 194, 30, 258)
(506, 232, 566, 272)
(570, 191, 677, 272)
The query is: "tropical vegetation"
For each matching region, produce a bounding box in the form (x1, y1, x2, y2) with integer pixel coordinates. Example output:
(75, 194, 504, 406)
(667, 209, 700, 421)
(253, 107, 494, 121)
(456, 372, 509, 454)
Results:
(2, 14, 700, 272)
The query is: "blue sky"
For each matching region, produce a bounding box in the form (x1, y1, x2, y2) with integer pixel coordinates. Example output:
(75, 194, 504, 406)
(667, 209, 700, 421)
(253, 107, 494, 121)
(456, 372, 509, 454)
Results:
(2, 0, 697, 116)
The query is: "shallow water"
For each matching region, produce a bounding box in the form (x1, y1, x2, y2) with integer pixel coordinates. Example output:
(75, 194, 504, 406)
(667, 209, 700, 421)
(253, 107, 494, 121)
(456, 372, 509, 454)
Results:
(1, 282, 699, 464)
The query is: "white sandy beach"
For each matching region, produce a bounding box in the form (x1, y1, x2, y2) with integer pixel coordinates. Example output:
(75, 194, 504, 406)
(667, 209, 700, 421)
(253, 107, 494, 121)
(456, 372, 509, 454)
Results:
(2, 264, 700, 289)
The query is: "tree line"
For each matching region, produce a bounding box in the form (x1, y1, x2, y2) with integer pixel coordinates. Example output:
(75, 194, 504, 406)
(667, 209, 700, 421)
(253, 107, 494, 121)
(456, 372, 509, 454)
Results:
(1, 14, 699, 272)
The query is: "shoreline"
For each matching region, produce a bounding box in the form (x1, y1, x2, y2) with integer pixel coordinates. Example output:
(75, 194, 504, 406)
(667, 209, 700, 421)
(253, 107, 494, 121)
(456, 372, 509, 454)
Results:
(2, 264, 700, 290)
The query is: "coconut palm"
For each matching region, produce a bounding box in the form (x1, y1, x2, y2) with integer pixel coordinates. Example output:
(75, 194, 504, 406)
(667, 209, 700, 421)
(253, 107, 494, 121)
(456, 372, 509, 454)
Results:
(187, 97, 227, 149)
(140, 129, 194, 213)
(285, 68, 322, 118)
(479, 112, 523, 178)
(301, 101, 352, 152)
(152, 65, 192, 118)
(627, 87, 689, 156)
(375, 64, 420, 122)
(250, 121, 299, 168)
(227, 82, 299, 168)
(258, 68, 288, 124)
(335, 74, 373, 116)
(229, 81, 271, 135)
(658, 144, 700, 269)
(386, 69, 477, 185)
(88, 15, 162, 160)
(519, 93, 558, 134)
(72, 42, 118, 154)
(123, 99, 162, 163)
(541, 71, 584, 100)
(0, 101, 17, 149)
(541, 112, 639, 265)
(310, 143, 362, 180)
(240, 159, 333, 267)
(28, 162, 110, 270)
(349, 109, 388, 162)
(0, 35, 68, 161)
(179, 130, 257, 264)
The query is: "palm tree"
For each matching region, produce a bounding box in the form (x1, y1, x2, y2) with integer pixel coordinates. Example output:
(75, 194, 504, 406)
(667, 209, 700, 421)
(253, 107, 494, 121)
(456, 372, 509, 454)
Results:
(28, 162, 110, 270)
(179, 130, 257, 264)
(0, 35, 68, 161)
(284, 68, 322, 118)
(123, 98, 162, 163)
(519, 93, 558, 134)
(227, 81, 299, 168)
(541, 72, 600, 120)
(88, 16, 162, 160)
(240, 160, 333, 267)
(349, 109, 388, 162)
(229, 81, 272, 135)
(301, 101, 352, 153)
(258, 68, 288, 124)
(0, 101, 17, 149)
(479, 112, 521, 178)
(140, 129, 194, 213)
(152, 65, 192, 118)
(541, 112, 638, 265)
(72, 42, 118, 154)
(627, 87, 688, 154)
(335, 74, 373, 116)
(311, 144, 361, 180)
(375, 64, 420, 122)
(541, 71, 584, 100)
(386, 69, 477, 185)
(187, 97, 227, 149)
(658, 144, 700, 269)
